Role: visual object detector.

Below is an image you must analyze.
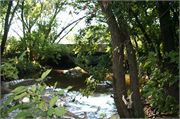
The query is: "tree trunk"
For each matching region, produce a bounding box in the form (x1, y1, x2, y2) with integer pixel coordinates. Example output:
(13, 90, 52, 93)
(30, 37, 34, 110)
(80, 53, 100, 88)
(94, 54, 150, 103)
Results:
(1, 1, 19, 57)
(1, 1, 13, 57)
(116, 6, 145, 117)
(157, 1, 179, 102)
(98, 1, 131, 118)
(158, 1, 175, 69)
(125, 37, 145, 117)
(20, 0, 29, 60)
(158, 1, 175, 53)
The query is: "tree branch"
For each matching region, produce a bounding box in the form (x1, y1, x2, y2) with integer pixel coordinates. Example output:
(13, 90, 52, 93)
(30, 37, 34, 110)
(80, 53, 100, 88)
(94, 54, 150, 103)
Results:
(1, 0, 19, 56)
(9, 0, 19, 25)
(123, 2, 155, 52)
(57, 16, 84, 44)
(53, 15, 87, 43)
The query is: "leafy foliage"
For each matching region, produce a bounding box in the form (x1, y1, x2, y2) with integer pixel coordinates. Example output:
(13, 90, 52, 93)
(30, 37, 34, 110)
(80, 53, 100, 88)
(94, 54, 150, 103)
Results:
(1, 61, 19, 80)
(2, 36, 21, 58)
(16, 58, 41, 75)
(77, 54, 112, 97)
(1, 0, 179, 117)
(142, 51, 179, 115)
(1, 69, 73, 118)
(1, 0, 85, 65)
(1, 51, 73, 118)
(73, 1, 179, 117)
(72, 23, 112, 97)
(1, 50, 27, 80)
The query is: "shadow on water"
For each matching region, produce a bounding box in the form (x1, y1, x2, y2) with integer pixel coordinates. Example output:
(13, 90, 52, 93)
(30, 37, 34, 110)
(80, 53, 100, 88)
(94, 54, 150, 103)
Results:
(1, 65, 117, 118)
(45, 68, 90, 91)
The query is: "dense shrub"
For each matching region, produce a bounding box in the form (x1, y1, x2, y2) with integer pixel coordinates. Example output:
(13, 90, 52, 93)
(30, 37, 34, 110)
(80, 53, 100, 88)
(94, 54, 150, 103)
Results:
(16, 59, 41, 75)
(141, 51, 179, 115)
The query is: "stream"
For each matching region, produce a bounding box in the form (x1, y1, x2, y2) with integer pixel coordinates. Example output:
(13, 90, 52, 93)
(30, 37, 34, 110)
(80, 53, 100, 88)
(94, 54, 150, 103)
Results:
(1, 66, 118, 118)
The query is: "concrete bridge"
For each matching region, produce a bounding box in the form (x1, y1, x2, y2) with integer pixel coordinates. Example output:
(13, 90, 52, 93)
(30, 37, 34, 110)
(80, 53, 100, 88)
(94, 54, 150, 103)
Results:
(63, 44, 108, 53)
(47, 44, 109, 67)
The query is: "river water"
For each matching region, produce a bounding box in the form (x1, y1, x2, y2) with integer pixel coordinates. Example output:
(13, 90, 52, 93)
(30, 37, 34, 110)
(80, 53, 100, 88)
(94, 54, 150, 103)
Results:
(1, 66, 118, 118)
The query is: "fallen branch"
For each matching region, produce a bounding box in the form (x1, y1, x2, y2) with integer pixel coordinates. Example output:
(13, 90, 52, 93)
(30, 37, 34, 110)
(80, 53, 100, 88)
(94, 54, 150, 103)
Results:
(1, 86, 82, 119)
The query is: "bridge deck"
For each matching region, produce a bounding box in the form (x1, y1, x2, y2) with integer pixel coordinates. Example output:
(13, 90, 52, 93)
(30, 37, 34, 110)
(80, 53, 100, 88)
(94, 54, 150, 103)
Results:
(62, 44, 108, 53)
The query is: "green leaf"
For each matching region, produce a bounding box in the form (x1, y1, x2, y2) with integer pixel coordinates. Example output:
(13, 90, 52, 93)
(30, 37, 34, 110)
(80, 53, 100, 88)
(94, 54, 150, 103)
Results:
(38, 101, 45, 109)
(65, 86, 73, 90)
(39, 85, 46, 94)
(4, 99, 12, 109)
(57, 86, 73, 95)
(14, 110, 33, 118)
(50, 96, 58, 107)
(114, 8, 120, 15)
(39, 112, 47, 116)
(54, 82, 58, 89)
(100, 113, 107, 118)
(15, 87, 28, 95)
(34, 108, 41, 113)
(12, 86, 27, 93)
(58, 90, 65, 95)
(30, 85, 36, 92)
(6, 104, 22, 114)
(18, 50, 27, 61)
(8, 94, 16, 98)
(1, 99, 13, 117)
(47, 108, 55, 116)
(43, 104, 48, 111)
(14, 92, 28, 100)
(41, 69, 52, 80)
(54, 107, 67, 117)
(30, 103, 36, 111)
(20, 104, 31, 110)
(32, 96, 39, 101)
(36, 78, 42, 81)
(51, 92, 56, 96)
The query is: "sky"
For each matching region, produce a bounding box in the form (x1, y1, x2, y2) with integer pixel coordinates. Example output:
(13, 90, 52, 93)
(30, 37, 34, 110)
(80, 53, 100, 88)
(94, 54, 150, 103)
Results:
(9, 11, 84, 44)
(8, 3, 97, 44)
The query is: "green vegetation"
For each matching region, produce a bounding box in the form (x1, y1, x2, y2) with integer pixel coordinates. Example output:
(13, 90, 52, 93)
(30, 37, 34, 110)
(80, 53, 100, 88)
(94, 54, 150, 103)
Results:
(16, 58, 41, 75)
(1, 51, 27, 80)
(1, 50, 41, 79)
(0, 0, 179, 118)
(72, 1, 179, 117)
(142, 51, 179, 115)
(1, 69, 73, 118)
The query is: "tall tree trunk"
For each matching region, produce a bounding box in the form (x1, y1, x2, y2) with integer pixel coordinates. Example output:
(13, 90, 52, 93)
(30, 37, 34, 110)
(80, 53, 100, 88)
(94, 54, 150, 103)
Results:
(98, 1, 131, 118)
(158, 1, 175, 69)
(1, 1, 19, 57)
(1, 1, 12, 57)
(157, 1, 179, 102)
(20, 0, 29, 59)
(117, 7, 145, 117)
(125, 37, 145, 117)
(158, 1, 178, 75)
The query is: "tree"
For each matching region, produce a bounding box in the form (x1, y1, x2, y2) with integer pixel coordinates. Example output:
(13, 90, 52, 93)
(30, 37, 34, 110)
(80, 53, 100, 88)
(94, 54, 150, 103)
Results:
(1, 0, 19, 57)
(98, 1, 144, 117)
(9, 0, 87, 62)
(1, 0, 179, 117)
(158, 1, 176, 71)
(73, 0, 179, 117)
(157, 1, 179, 109)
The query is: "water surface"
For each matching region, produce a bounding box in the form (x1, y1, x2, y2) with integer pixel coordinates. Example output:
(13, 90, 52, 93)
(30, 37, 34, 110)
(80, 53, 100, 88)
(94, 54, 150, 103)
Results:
(1, 66, 117, 118)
